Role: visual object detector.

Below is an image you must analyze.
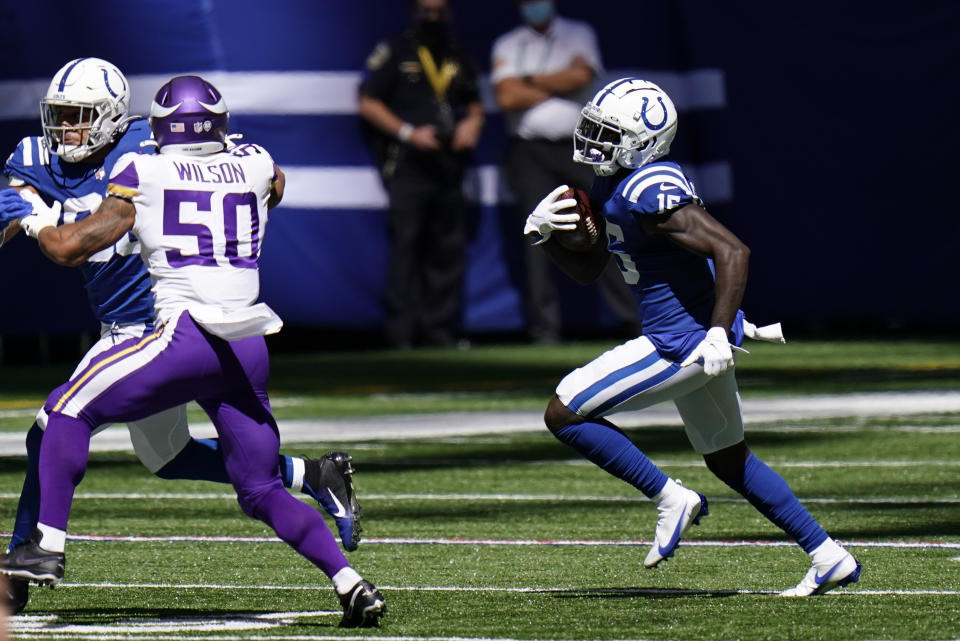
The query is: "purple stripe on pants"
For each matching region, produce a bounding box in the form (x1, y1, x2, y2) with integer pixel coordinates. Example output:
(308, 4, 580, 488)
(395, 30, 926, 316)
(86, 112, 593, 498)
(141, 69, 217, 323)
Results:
(38, 311, 349, 578)
(43, 327, 161, 421)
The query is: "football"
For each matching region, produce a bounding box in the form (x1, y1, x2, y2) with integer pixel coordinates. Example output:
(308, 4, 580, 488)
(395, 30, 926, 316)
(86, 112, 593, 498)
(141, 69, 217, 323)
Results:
(553, 188, 600, 252)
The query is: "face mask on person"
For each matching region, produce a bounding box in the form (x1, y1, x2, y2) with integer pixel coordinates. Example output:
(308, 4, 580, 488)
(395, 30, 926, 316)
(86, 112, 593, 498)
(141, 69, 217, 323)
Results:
(415, 5, 450, 46)
(520, 0, 555, 28)
(417, 19, 448, 45)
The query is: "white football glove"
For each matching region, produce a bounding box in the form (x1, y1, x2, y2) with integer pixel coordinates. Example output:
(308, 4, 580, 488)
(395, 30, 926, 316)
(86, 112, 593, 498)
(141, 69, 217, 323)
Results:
(743, 319, 786, 343)
(523, 184, 580, 245)
(18, 189, 61, 239)
(680, 326, 745, 376)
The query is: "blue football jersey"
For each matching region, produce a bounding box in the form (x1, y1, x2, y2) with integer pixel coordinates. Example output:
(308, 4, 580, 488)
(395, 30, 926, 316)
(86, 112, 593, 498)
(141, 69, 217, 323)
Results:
(4, 120, 156, 326)
(593, 161, 744, 361)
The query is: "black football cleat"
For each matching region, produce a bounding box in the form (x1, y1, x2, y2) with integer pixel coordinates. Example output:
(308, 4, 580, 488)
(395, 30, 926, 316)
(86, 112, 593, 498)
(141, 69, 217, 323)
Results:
(305, 452, 363, 551)
(5, 576, 29, 614)
(2, 529, 64, 587)
(338, 579, 385, 628)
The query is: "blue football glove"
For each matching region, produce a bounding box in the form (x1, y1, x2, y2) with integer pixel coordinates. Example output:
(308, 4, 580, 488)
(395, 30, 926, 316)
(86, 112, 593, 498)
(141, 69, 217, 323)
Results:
(0, 188, 33, 228)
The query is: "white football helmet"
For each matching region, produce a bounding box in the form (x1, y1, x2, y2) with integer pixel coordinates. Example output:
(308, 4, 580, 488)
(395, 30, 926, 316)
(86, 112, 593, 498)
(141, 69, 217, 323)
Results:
(41, 58, 135, 162)
(573, 78, 678, 176)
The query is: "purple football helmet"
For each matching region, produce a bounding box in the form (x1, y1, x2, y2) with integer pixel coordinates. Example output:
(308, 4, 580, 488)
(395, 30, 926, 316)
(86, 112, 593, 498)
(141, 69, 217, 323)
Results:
(148, 75, 229, 155)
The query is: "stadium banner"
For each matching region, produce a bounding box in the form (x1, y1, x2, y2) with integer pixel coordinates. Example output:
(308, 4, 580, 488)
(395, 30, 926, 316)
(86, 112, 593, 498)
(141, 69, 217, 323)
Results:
(0, 1, 956, 335)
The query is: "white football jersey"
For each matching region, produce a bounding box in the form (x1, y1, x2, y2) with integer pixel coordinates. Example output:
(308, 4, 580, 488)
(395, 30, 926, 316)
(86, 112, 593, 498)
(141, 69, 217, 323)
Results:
(107, 143, 282, 339)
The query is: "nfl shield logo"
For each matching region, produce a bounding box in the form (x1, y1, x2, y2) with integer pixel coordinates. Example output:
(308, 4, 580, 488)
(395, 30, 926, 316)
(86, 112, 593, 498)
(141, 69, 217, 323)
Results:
(193, 122, 204, 133)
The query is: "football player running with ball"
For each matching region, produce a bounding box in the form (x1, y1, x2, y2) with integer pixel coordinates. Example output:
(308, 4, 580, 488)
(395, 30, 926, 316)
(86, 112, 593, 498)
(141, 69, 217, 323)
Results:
(523, 77, 861, 596)
(0, 59, 364, 616)
(0, 75, 384, 626)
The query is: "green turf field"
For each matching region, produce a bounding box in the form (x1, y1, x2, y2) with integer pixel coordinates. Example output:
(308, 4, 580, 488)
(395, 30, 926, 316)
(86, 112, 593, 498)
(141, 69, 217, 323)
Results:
(1, 340, 959, 640)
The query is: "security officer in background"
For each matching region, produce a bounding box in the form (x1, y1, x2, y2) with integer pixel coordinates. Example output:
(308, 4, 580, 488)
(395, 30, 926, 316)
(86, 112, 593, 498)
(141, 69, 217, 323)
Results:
(359, 0, 484, 349)
(491, 0, 638, 343)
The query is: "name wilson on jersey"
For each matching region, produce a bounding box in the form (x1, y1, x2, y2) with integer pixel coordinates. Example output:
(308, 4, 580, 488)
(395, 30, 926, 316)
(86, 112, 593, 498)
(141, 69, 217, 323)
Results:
(172, 161, 247, 184)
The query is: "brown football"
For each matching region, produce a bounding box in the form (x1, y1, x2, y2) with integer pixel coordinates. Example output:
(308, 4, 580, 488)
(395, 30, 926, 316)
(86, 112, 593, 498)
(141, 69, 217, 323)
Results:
(553, 188, 600, 252)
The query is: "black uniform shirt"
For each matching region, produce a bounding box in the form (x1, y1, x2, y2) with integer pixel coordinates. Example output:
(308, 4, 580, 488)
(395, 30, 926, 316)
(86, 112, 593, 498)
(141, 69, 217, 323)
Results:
(359, 29, 481, 145)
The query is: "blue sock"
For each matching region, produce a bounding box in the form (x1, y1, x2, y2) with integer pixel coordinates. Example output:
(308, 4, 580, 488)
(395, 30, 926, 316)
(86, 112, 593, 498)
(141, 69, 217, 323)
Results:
(280, 455, 296, 491)
(9, 423, 43, 550)
(155, 438, 292, 489)
(553, 421, 668, 498)
(724, 452, 828, 552)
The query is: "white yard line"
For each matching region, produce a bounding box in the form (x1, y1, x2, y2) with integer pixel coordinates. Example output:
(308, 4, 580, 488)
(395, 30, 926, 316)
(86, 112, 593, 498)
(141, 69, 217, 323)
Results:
(12, 581, 960, 595)
(0, 390, 958, 455)
(0, 532, 954, 549)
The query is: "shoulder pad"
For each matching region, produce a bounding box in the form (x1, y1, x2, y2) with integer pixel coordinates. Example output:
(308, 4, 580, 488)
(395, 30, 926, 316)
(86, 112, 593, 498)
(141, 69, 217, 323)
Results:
(617, 163, 701, 215)
(228, 142, 271, 158)
(5, 137, 50, 174)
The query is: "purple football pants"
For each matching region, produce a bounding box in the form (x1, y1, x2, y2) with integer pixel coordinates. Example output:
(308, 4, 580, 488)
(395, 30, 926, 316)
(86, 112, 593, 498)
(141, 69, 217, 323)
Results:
(37, 311, 349, 578)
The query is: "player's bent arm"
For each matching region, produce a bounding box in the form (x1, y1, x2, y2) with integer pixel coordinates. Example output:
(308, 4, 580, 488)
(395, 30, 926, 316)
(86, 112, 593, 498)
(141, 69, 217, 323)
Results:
(268, 164, 285, 210)
(36, 196, 136, 267)
(541, 231, 611, 285)
(642, 203, 749, 331)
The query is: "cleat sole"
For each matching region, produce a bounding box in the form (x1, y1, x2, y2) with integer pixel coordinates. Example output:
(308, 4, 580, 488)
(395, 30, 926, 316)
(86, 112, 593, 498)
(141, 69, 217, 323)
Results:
(2, 569, 61, 587)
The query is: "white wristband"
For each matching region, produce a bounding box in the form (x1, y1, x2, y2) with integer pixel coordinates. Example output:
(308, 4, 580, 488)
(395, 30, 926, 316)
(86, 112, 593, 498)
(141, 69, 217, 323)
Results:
(397, 123, 414, 142)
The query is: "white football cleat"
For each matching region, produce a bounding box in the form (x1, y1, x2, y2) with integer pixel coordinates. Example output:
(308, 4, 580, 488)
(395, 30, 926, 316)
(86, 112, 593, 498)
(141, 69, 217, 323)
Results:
(643, 483, 708, 568)
(780, 551, 862, 597)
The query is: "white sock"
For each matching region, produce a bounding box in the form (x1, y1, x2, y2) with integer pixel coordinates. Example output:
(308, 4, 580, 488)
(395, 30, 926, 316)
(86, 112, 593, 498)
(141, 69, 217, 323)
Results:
(332, 566, 363, 595)
(652, 478, 684, 506)
(288, 457, 305, 492)
(37, 523, 66, 553)
(810, 537, 845, 566)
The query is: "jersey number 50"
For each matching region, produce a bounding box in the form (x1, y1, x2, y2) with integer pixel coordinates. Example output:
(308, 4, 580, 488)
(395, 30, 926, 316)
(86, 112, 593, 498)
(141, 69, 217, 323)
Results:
(163, 189, 261, 269)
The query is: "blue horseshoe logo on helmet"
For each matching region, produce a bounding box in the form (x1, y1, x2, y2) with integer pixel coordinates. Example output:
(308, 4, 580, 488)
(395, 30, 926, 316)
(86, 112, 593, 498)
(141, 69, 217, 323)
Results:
(102, 69, 120, 98)
(640, 96, 668, 131)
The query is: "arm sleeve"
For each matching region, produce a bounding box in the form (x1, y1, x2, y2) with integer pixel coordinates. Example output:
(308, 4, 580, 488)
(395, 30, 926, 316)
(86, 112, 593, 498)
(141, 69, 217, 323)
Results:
(358, 40, 397, 100)
(489, 33, 518, 84)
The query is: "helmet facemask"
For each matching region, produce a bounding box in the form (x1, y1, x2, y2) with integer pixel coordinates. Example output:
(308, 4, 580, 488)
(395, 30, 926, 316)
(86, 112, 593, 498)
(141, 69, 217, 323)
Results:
(41, 99, 124, 162)
(573, 104, 624, 176)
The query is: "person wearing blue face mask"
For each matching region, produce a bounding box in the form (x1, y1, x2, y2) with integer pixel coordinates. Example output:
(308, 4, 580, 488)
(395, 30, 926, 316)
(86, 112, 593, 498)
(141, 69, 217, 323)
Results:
(519, 0, 555, 26)
(491, 1, 638, 344)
